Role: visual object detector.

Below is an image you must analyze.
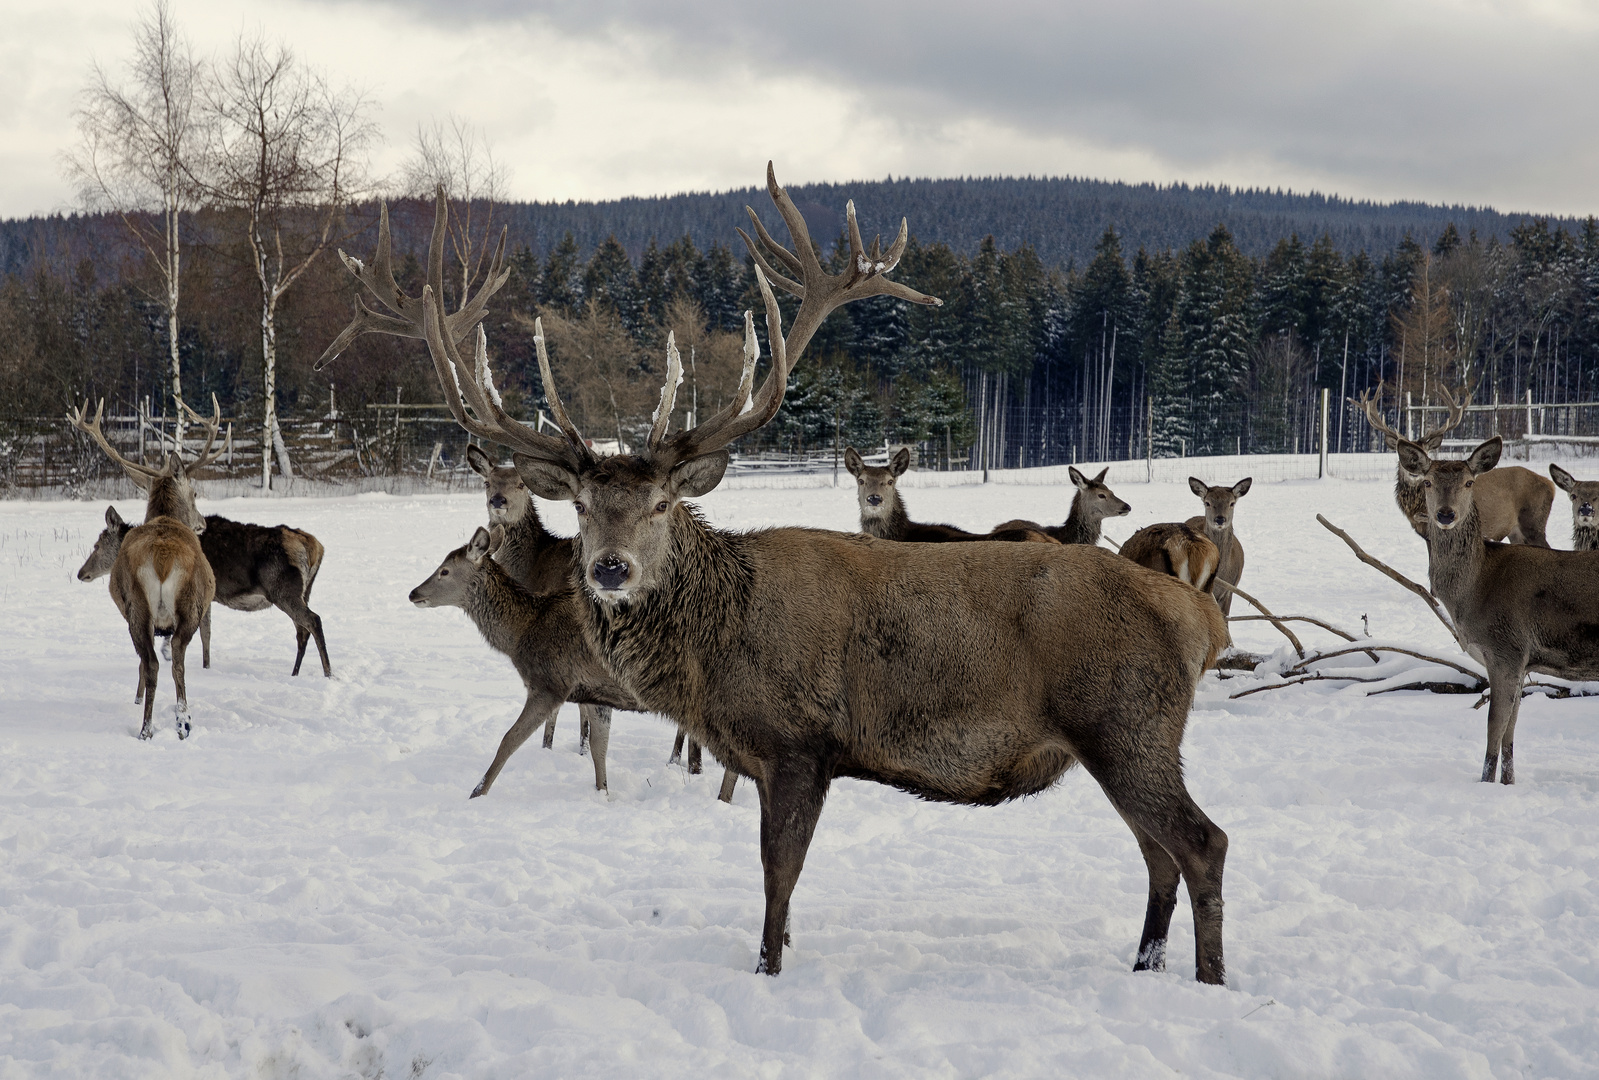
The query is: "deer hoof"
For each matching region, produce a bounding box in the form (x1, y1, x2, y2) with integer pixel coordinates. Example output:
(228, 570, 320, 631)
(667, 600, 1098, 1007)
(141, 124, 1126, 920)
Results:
(470, 781, 487, 799)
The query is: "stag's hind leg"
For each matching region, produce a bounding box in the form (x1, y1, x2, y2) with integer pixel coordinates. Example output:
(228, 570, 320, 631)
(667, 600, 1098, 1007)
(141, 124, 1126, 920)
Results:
(754, 752, 834, 976)
(277, 588, 330, 677)
(169, 624, 195, 740)
(1119, 813, 1183, 973)
(132, 629, 160, 740)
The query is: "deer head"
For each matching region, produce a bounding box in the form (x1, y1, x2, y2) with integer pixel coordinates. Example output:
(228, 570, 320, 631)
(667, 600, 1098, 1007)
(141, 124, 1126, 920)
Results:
(466, 444, 531, 525)
(410, 525, 503, 608)
(1550, 464, 1599, 532)
(844, 446, 909, 522)
(69, 395, 224, 535)
(1397, 436, 1503, 532)
(1187, 476, 1251, 532)
(77, 505, 134, 582)
(1071, 466, 1131, 522)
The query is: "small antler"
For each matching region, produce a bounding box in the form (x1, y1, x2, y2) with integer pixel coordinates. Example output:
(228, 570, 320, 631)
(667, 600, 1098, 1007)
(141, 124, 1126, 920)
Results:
(70, 399, 164, 482)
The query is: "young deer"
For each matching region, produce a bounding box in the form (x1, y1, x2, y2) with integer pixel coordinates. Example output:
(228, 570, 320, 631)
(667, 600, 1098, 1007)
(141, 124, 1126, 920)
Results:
(1548, 464, 1599, 551)
(1184, 477, 1250, 616)
(78, 506, 330, 677)
(843, 446, 1055, 543)
(410, 525, 641, 795)
(70, 397, 222, 739)
(1399, 436, 1599, 783)
(1355, 386, 1555, 545)
(1119, 522, 1221, 594)
(990, 466, 1131, 545)
(328, 172, 1231, 983)
(467, 442, 708, 774)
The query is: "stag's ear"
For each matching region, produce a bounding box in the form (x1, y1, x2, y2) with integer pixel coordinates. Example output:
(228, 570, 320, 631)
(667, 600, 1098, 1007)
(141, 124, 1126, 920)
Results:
(843, 447, 864, 477)
(105, 505, 125, 528)
(466, 444, 495, 478)
(1069, 466, 1089, 490)
(890, 447, 911, 477)
(668, 451, 729, 499)
(511, 454, 579, 501)
(1466, 437, 1502, 475)
(1396, 439, 1431, 478)
(466, 527, 494, 564)
(1550, 463, 1577, 494)
(1233, 477, 1253, 498)
(1188, 476, 1208, 498)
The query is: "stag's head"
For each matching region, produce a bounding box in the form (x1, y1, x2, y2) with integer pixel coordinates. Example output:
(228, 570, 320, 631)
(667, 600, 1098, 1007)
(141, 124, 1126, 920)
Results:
(77, 505, 133, 582)
(410, 526, 502, 609)
(1071, 466, 1131, 523)
(844, 446, 908, 521)
(466, 444, 531, 525)
(69, 395, 223, 536)
(1188, 476, 1251, 532)
(1549, 464, 1599, 531)
(1397, 436, 1501, 531)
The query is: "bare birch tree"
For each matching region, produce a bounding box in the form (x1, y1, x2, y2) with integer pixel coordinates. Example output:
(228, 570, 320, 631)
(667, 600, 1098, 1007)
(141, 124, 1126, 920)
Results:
(197, 34, 376, 489)
(400, 116, 510, 312)
(65, 0, 201, 441)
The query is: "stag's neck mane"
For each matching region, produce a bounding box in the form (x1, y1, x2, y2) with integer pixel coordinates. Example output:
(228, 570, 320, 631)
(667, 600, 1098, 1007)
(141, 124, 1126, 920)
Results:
(1059, 491, 1102, 545)
(1424, 503, 1487, 618)
(144, 478, 190, 523)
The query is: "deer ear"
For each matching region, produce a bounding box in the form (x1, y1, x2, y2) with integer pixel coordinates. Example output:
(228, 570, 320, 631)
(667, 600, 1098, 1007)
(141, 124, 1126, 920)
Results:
(486, 524, 506, 556)
(669, 451, 729, 499)
(843, 447, 864, 477)
(1233, 477, 1252, 498)
(1396, 439, 1431, 478)
(511, 454, 579, 501)
(105, 505, 125, 528)
(1550, 463, 1577, 494)
(1093, 467, 1108, 484)
(1188, 476, 1207, 498)
(466, 444, 494, 478)
(1069, 466, 1088, 490)
(1466, 437, 1502, 475)
(466, 526, 494, 563)
(891, 447, 911, 476)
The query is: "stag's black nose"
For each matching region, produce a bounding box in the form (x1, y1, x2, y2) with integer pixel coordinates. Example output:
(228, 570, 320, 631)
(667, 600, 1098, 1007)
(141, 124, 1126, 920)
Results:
(866, 495, 883, 507)
(1436, 509, 1457, 526)
(489, 494, 507, 510)
(593, 556, 630, 590)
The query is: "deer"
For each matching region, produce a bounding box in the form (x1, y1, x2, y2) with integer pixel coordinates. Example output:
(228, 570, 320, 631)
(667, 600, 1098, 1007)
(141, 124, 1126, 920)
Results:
(77, 504, 331, 680)
(410, 525, 643, 795)
(1548, 464, 1599, 551)
(70, 397, 221, 739)
(1119, 522, 1221, 594)
(843, 446, 1057, 544)
(328, 169, 1232, 983)
(1182, 477, 1250, 616)
(1397, 436, 1599, 784)
(989, 466, 1131, 545)
(1354, 385, 1555, 546)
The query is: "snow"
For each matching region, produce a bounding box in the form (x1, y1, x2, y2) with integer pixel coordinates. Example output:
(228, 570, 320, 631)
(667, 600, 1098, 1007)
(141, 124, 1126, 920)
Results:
(3, 461, 1598, 1079)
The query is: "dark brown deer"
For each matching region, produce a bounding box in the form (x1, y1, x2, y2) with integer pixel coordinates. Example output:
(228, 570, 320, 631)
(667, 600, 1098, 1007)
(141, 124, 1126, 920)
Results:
(1548, 464, 1599, 551)
(1398, 436, 1599, 783)
(1355, 386, 1555, 545)
(78, 506, 330, 677)
(1119, 522, 1221, 594)
(70, 397, 222, 738)
(1184, 477, 1250, 616)
(843, 446, 1056, 544)
(410, 525, 641, 795)
(990, 466, 1131, 544)
(342, 168, 1231, 983)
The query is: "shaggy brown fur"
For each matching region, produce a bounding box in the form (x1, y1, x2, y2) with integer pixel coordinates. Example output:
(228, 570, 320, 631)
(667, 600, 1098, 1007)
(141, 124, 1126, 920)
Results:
(1120, 522, 1221, 593)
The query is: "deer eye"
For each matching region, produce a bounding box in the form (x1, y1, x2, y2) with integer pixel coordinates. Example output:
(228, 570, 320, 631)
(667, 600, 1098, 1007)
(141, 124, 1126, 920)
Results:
(1423, 480, 1432, 488)
(1465, 480, 1473, 488)
(439, 568, 450, 577)
(574, 501, 586, 515)
(655, 501, 669, 514)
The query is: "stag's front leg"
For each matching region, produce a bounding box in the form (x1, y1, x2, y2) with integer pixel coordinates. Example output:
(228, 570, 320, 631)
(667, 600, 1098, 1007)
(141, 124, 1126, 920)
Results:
(754, 753, 833, 976)
(200, 606, 211, 668)
(585, 706, 611, 792)
(473, 692, 561, 798)
(1483, 662, 1526, 784)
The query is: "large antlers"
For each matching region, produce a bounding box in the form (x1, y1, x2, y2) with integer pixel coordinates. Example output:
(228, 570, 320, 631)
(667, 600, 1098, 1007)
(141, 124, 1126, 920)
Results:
(69, 392, 225, 481)
(314, 187, 510, 371)
(1352, 382, 1469, 450)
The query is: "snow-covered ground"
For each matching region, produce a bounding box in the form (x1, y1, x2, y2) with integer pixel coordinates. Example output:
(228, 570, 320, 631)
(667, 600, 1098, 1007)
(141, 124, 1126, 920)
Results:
(2, 461, 1597, 1079)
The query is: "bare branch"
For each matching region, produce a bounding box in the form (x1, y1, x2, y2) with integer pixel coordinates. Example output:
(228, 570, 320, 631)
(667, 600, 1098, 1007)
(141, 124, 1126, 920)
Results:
(1315, 514, 1464, 650)
(1208, 579, 1304, 659)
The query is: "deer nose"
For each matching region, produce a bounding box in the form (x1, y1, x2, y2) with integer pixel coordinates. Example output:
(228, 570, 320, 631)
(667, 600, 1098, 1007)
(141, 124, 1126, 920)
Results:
(866, 494, 883, 507)
(1435, 508, 1457, 526)
(1213, 515, 1227, 526)
(592, 555, 631, 590)
(1581, 503, 1595, 517)
(488, 494, 507, 510)
(408, 588, 429, 606)
(77, 568, 91, 582)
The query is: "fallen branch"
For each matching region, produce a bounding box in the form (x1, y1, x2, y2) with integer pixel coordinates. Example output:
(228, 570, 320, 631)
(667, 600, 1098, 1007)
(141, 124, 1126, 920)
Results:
(1316, 514, 1464, 650)
(1230, 673, 1387, 699)
(1285, 644, 1482, 681)
(1229, 614, 1377, 661)
(1210, 579, 1304, 659)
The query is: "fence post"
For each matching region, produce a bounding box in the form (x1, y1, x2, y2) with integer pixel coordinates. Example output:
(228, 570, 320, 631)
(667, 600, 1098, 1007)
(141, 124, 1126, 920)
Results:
(1318, 387, 1329, 479)
(1526, 388, 1534, 437)
(1145, 396, 1153, 483)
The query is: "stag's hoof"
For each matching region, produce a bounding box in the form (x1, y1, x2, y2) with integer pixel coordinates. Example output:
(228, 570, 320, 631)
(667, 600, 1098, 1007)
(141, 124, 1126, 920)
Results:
(138, 727, 154, 741)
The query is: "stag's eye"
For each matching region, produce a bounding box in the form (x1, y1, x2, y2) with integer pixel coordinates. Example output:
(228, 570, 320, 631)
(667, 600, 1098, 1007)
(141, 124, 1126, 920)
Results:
(655, 501, 669, 514)
(1465, 480, 1474, 488)
(1423, 480, 1432, 488)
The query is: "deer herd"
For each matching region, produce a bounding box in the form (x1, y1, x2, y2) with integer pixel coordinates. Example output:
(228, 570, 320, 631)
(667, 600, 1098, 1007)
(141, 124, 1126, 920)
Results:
(65, 166, 1599, 986)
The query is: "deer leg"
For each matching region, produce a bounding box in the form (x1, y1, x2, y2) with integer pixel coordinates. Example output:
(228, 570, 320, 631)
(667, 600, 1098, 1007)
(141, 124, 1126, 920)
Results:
(754, 754, 833, 976)
(130, 619, 159, 741)
(170, 623, 194, 740)
(1119, 813, 1183, 973)
(277, 591, 330, 677)
(688, 739, 703, 775)
(577, 704, 595, 756)
(585, 706, 611, 792)
(1483, 662, 1525, 784)
(718, 768, 738, 803)
(200, 605, 211, 668)
(472, 693, 561, 799)
(669, 728, 687, 764)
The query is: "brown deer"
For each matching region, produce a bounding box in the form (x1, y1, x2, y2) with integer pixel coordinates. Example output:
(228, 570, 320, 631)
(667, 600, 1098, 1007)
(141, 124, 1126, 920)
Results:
(333, 170, 1231, 983)
(70, 397, 221, 739)
(1355, 386, 1555, 545)
(843, 446, 1057, 544)
(410, 525, 641, 795)
(78, 506, 330, 677)
(1119, 522, 1221, 594)
(1397, 436, 1599, 784)
(1548, 464, 1599, 551)
(990, 466, 1131, 545)
(1184, 477, 1250, 616)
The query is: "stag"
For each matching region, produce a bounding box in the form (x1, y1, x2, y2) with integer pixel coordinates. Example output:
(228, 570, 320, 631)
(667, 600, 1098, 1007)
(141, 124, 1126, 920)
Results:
(1548, 464, 1599, 551)
(1119, 522, 1221, 594)
(1354, 386, 1555, 545)
(843, 446, 1056, 544)
(1184, 477, 1250, 616)
(347, 168, 1231, 983)
(1398, 436, 1599, 783)
(70, 397, 221, 738)
(990, 466, 1131, 545)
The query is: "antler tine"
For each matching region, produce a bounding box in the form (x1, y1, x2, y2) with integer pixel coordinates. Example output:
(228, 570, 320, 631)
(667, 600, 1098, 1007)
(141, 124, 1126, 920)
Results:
(1351, 384, 1404, 449)
(647, 331, 684, 452)
(765, 160, 824, 280)
(532, 317, 595, 462)
(737, 213, 806, 298)
(70, 398, 162, 479)
(175, 392, 226, 471)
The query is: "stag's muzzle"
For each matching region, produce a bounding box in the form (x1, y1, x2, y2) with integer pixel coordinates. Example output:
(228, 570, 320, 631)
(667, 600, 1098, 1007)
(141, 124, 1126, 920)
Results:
(591, 555, 631, 592)
(1435, 509, 1458, 527)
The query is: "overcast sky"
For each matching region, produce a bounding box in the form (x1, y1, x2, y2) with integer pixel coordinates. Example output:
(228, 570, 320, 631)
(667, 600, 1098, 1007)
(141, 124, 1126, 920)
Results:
(3, 0, 1596, 221)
